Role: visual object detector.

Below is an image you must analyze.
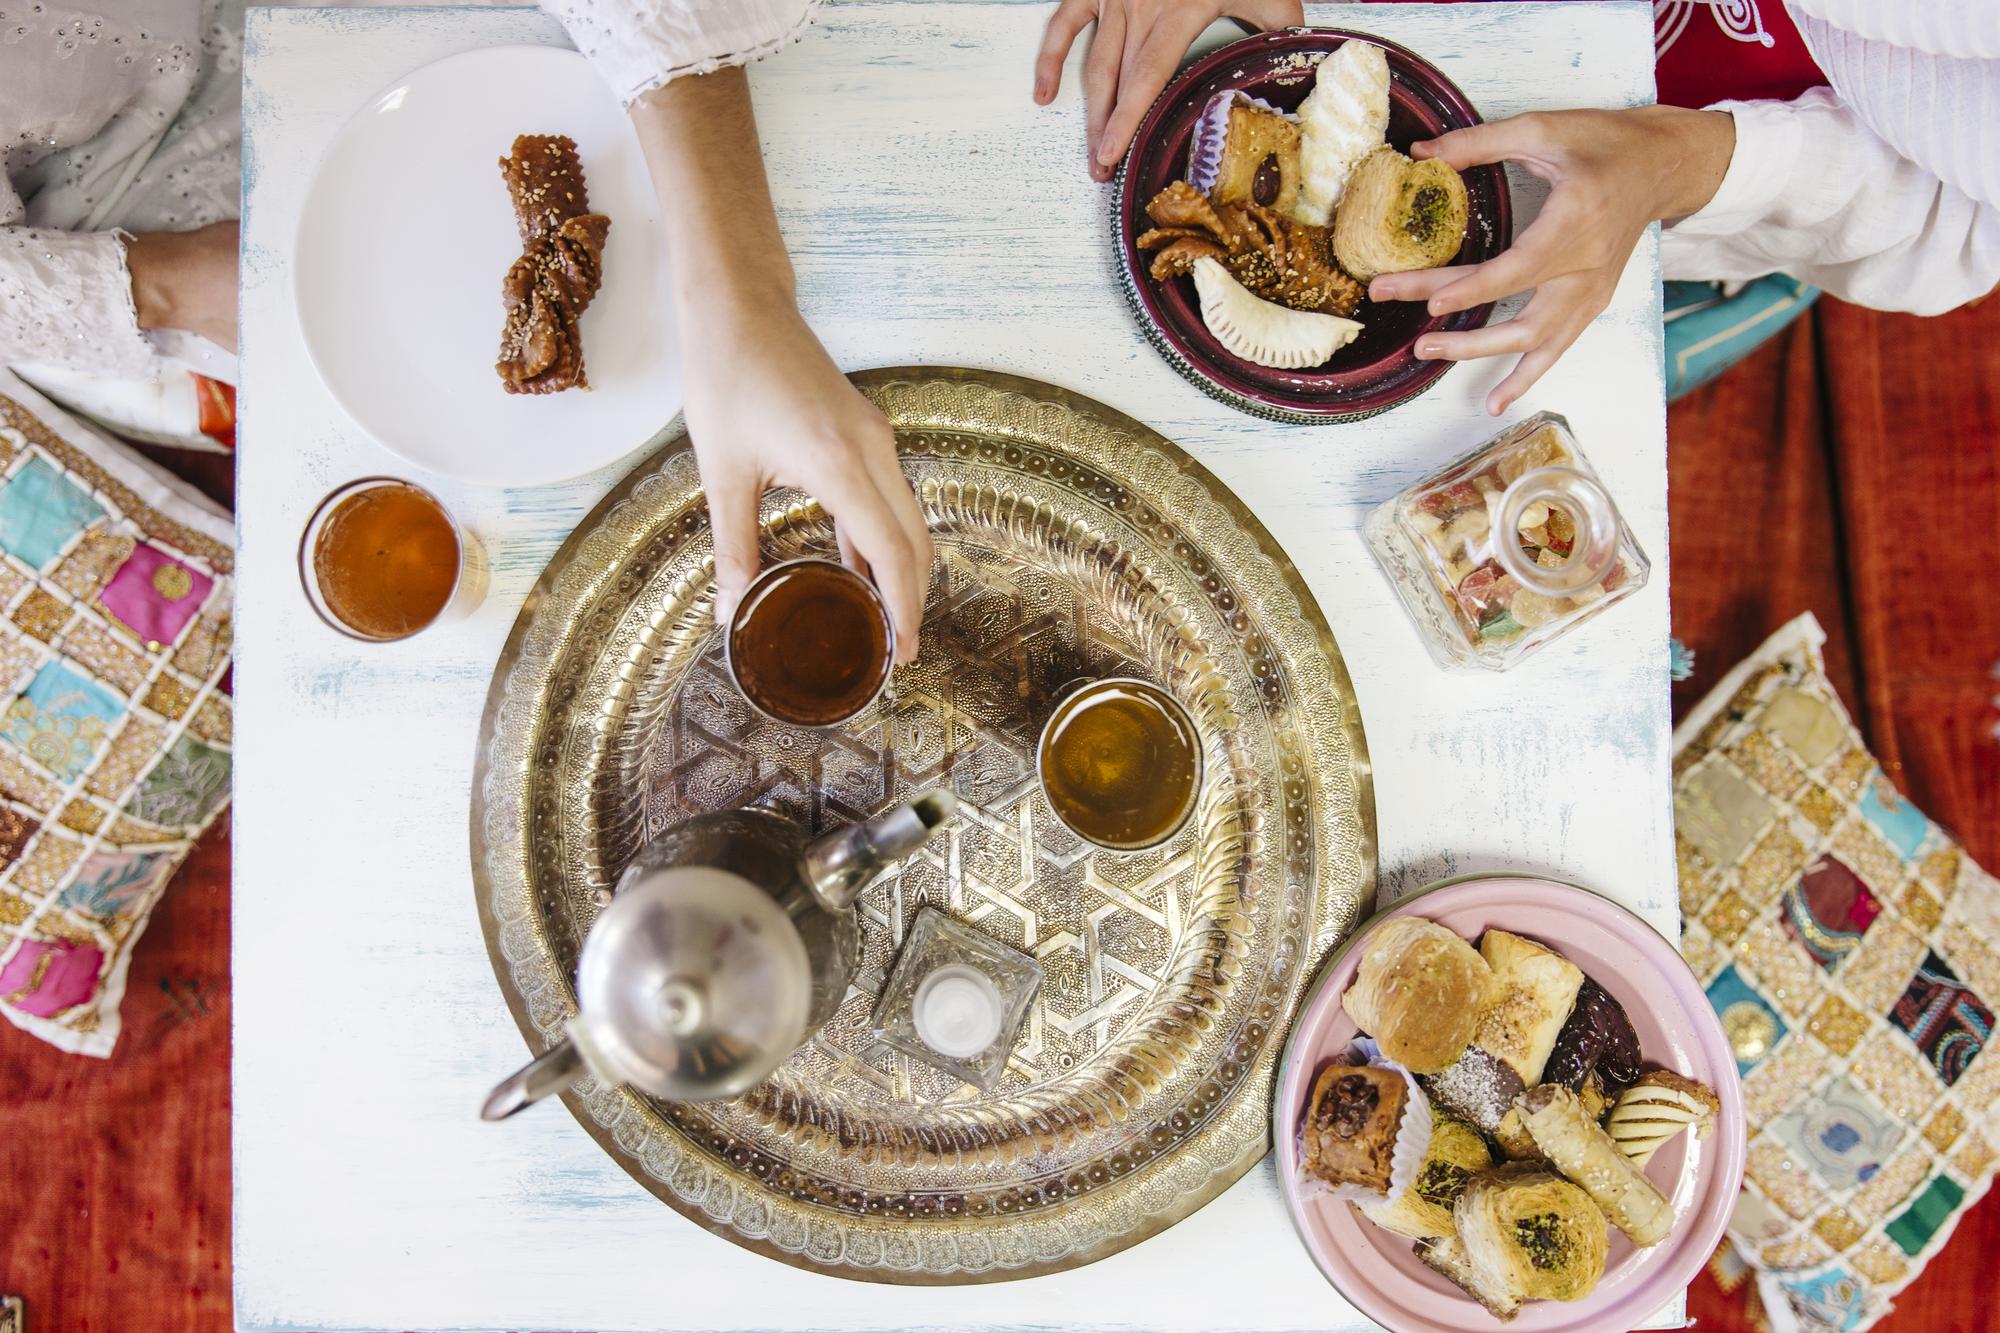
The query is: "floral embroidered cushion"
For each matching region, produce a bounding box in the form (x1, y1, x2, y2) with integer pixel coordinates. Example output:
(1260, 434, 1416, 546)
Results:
(1675, 613, 1999, 1332)
(0, 370, 232, 1056)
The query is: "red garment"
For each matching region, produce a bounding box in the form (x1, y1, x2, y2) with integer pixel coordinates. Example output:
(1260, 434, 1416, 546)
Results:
(1358, 1, 1827, 107)
(1652, 0, 1826, 108)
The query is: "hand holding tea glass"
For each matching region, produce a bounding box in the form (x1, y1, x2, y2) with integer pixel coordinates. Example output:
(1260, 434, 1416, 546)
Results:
(1367, 106, 1736, 415)
(628, 68, 932, 662)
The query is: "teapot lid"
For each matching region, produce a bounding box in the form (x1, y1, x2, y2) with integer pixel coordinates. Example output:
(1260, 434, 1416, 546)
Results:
(574, 865, 813, 1102)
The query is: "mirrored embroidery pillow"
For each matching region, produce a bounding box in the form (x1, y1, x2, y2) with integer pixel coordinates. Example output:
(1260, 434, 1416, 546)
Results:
(1675, 613, 1999, 1333)
(0, 372, 232, 1057)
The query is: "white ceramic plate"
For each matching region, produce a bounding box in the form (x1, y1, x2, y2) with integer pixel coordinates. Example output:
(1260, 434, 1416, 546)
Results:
(294, 45, 680, 486)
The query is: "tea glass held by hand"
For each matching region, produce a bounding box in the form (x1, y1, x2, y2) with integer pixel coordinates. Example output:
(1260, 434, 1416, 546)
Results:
(1037, 677, 1202, 851)
(299, 478, 487, 641)
(724, 558, 895, 727)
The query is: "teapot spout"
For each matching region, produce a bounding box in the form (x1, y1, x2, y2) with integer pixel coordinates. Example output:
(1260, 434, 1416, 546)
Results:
(803, 789, 957, 911)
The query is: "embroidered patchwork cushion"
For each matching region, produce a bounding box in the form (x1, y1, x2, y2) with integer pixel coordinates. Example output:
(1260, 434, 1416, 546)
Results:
(0, 371, 232, 1056)
(1674, 613, 1999, 1333)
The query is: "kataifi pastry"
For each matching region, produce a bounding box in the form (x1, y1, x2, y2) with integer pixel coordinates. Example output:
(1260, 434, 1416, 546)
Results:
(1293, 38, 1391, 225)
(1606, 1070, 1720, 1167)
(1474, 929, 1584, 1087)
(1187, 91, 1303, 213)
(1416, 1232, 1520, 1312)
(1192, 258, 1361, 370)
(1331, 145, 1469, 282)
(1416, 1234, 1522, 1322)
(495, 133, 612, 395)
(1343, 917, 1495, 1074)
(1359, 1108, 1494, 1241)
(1544, 978, 1644, 1117)
(1452, 1163, 1610, 1308)
(1517, 1083, 1675, 1246)
(1300, 1061, 1411, 1196)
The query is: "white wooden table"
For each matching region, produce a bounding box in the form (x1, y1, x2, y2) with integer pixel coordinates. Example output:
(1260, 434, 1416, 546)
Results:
(235, 4, 1673, 1329)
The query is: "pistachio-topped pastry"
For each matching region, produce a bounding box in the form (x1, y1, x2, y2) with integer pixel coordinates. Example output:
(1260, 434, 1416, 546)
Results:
(1437, 1164, 1609, 1312)
(1359, 1107, 1494, 1240)
(1332, 146, 1470, 282)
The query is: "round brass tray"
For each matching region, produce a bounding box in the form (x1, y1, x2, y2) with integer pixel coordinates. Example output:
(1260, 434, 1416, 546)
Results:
(472, 368, 1375, 1282)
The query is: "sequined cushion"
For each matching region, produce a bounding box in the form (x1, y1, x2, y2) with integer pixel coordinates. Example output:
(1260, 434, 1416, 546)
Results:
(0, 372, 232, 1057)
(1676, 613, 1999, 1333)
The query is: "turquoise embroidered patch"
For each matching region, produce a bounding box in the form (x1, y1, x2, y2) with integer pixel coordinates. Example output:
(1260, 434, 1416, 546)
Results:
(4, 659, 125, 781)
(0, 455, 105, 570)
(1858, 773, 1929, 860)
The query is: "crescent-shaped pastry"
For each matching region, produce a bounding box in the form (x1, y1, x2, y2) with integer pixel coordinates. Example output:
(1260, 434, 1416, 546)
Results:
(1192, 258, 1362, 370)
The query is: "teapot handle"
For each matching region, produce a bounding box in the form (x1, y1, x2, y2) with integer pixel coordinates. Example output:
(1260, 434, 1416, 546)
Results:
(481, 1036, 587, 1121)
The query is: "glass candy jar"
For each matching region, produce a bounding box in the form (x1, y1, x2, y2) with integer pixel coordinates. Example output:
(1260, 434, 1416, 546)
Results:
(1363, 413, 1649, 671)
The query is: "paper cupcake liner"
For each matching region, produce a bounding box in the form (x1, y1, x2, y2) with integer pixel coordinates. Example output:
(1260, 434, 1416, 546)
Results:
(1294, 1038, 1435, 1206)
(1186, 90, 1298, 198)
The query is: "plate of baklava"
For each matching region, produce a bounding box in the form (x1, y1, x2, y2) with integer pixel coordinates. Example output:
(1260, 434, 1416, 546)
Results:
(1275, 875, 1745, 1332)
(1114, 28, 1511, 423)
(294, 45, 681, 486)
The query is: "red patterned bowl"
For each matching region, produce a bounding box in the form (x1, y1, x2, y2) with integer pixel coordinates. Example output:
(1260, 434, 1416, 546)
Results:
(1114, 28, 1511, 424)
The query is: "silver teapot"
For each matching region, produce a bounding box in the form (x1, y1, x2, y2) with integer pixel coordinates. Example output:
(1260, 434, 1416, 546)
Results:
(482, 790, 956, 1119)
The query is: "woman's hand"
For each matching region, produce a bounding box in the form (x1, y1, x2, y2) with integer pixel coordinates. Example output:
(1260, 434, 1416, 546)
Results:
(681, 292, 932, 660)
(1033, 0, 1303, 181)
(629, 68, 932, 660)
(126, 221, 240, 352)
(1368, 106, 1735, 415)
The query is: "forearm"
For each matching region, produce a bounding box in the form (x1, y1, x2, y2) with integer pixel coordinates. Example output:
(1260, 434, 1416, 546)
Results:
(1663, 89, 2000, 314)
(1638, 106, 1735, 223)
(628, 66, 796, 316)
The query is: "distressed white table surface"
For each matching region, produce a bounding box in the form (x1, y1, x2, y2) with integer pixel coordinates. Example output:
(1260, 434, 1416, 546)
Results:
(236, 4, 1673, 1330)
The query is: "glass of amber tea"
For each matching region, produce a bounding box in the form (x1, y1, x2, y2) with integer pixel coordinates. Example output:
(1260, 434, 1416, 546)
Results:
(724, 558, 895, 727)
(298, 478, 487, 642)
(1037, 677, 1203, 852)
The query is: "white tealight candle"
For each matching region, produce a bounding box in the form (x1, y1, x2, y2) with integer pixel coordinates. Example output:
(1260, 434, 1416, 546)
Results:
(911, 963, 1005, 1060)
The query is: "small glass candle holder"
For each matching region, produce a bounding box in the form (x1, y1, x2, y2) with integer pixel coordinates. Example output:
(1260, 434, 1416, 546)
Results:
(1361, 412, 1650, 672)
(871, 905, 1041, 1090)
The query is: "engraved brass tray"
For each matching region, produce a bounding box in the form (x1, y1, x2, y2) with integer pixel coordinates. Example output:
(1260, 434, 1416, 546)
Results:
(472, 368, 1376, 1282)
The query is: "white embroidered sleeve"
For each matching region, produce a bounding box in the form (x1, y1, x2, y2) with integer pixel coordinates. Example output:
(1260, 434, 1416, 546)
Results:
(540, 0, 820, 107)
(1661, 89, 2000, 315)
(0, 218, 158, 378)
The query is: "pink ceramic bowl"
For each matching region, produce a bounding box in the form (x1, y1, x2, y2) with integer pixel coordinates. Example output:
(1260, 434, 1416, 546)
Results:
(1274, 875, 1746, 1333)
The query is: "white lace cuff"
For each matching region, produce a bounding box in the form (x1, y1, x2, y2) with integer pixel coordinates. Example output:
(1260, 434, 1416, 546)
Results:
(541, 0, 820, 107)
(0, 228, 157, 378)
